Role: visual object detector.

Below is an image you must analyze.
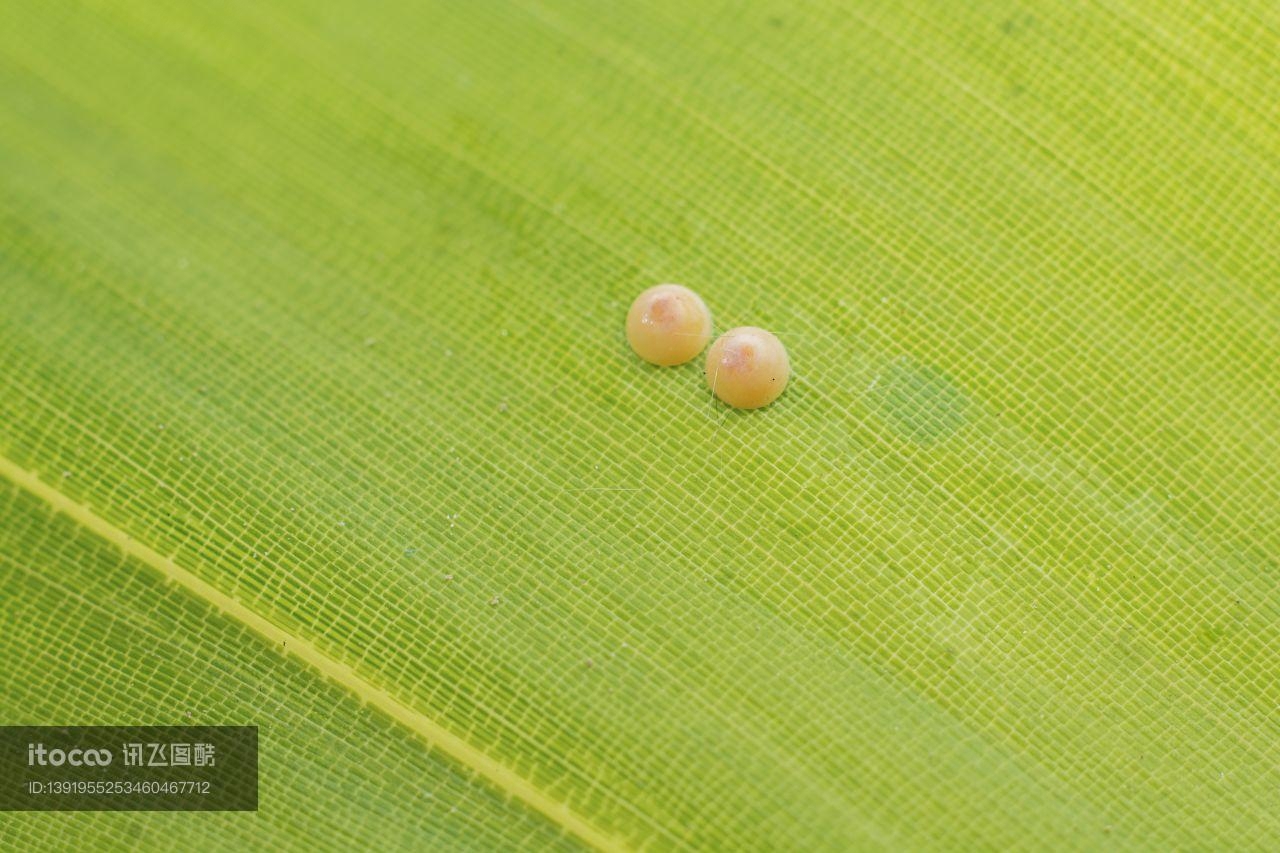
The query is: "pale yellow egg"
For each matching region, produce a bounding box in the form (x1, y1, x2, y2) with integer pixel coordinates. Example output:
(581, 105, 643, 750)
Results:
(625, 284, 713, 366)
(705, 327, 790, 409)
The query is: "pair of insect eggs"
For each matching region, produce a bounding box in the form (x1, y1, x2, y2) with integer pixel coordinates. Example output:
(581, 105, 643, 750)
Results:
(625, 284, 789, 410)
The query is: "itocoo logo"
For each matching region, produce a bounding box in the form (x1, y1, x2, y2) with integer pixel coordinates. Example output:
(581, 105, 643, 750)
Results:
(27, 743, 113, 767)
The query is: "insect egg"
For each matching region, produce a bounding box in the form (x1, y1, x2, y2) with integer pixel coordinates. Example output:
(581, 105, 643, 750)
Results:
(705, 326, 790, 409)
(625, 284, 713, 366)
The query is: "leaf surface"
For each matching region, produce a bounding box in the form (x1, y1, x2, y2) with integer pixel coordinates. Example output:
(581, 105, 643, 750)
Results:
(2, 0, 1278, 848)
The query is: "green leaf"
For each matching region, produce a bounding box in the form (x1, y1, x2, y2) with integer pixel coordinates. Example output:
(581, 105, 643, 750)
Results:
(2, 0, 1278, 848)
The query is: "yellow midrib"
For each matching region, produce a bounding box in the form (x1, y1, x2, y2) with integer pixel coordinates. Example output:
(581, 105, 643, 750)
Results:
(0, 454, 628, 853)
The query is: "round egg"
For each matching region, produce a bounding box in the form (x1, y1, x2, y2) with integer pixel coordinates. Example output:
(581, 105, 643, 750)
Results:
(625, 284, 713, 366)
(705, 326, 790, 409)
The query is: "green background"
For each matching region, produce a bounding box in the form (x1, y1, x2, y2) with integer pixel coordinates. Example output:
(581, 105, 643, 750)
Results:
(2, 0, 1277, 848)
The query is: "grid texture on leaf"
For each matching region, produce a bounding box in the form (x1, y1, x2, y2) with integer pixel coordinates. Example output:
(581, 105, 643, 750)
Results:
(1, 0, 1278, 849)
(0, 488, 576, 851)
